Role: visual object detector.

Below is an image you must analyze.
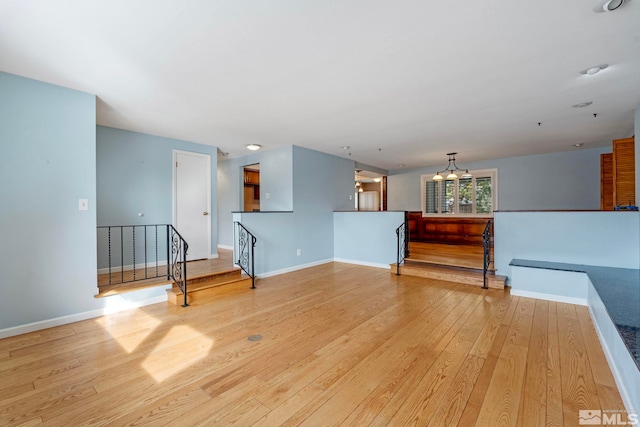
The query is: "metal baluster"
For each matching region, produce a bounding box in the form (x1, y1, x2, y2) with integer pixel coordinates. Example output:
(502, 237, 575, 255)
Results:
(155, 225, 158, 277)
(182, 237, 189, 307)
(166, 225, 170, 280)
(108, 227, 112, 285)
(121, 226, 124, 284)
(250, 234, 256, 289)
(132, 226, 136, 281)
(144, 226, 147, 279)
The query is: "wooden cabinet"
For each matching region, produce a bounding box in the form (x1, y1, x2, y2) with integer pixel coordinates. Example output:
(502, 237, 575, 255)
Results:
(600, 153, 614, 210)
(600, 137, 635, 209)
(407, 212, 491, 245)
(244, 170, 260, 184)
(612, 137, 635, 207)
(243, 168, 260, 211)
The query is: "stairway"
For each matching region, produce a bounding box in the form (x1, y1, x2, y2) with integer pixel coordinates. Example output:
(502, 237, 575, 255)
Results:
(167, 267, 253, 305)
(392, 242, 507, 290)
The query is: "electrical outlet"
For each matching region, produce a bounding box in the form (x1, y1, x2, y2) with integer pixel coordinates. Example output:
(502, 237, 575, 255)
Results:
(79, 199, 88, 211)
(296, 248, 301, 256)
(265, 193, 270, 199)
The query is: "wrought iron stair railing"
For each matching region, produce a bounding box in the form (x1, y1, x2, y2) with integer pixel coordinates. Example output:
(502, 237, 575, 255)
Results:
(482, 219, 493, 290)
(395, 217, 409, 275)
(234, 221, 257, 289)
(97, 224, 189, 306)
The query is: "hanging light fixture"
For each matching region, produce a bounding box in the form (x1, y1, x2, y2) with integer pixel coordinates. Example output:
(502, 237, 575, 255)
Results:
(432, 152, 472, 181)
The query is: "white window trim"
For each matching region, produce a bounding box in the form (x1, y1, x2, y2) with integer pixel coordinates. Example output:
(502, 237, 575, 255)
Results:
(420, 168, 498, 218)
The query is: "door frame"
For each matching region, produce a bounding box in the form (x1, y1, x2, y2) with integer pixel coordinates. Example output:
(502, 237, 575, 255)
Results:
(172, 149, 212, 259)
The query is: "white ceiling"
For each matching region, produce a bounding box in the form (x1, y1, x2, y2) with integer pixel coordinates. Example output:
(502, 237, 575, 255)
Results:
(1, 0, 639, 171)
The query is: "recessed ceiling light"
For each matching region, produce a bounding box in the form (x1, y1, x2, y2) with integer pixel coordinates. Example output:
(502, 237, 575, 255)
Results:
(593, 0, 627, 12)
(342, 146, 350, 150)
(572, 101, 593, 108)
(246, 144, 262, 151)
(581, 64, 608, 75)
(574, 143, 584, 147)
(398, 164, 405, 168)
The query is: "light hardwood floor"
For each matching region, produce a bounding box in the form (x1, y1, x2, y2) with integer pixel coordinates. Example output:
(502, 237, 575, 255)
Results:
(0, 262, 625, 426)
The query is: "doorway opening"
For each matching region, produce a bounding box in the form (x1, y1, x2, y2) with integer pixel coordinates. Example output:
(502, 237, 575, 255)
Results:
(355, 170, 387, 211)
(243, 164, 260, 212)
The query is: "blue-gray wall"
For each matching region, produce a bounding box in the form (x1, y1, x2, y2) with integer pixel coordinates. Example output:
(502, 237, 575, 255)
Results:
(290, 146, 355, 263)
(334, 211, 405, 267)
(96, 126, 219, 265)
(387, 147, 609, 211)
(495, 211, 639, 280)
(0, 72, 98, 329)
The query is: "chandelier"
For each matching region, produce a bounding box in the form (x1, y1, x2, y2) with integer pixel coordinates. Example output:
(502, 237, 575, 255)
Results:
(432, 152, 472, 181)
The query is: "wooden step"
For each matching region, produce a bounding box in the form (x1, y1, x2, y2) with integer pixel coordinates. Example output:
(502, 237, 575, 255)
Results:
(404, 256, 496, 273)
(391, 261, 506, 290)
(186, 268, 244, 287)
(167, 269, 254, 305)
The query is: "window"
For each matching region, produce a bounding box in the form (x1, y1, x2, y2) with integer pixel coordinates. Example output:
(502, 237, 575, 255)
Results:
(421, 169, 497, 216)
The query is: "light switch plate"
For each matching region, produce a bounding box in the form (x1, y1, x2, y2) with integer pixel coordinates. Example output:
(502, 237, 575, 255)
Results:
(79, 199, 88, 211)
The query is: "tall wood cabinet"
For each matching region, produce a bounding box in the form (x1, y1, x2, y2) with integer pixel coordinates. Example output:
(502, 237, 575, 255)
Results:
(613, 137, 635, 207)
(600, 153, 613, 210)
(601, 137, 635, 210)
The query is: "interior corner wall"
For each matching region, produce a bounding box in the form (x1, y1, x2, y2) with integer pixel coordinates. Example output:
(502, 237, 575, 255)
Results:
(387, 147, 609, 211)
(0, 72, 98, 329)
(290, 146, 355, 263)
(223, 146, 355, 274)
(217, 146, 294, 247)
(96, 126, 219, 255)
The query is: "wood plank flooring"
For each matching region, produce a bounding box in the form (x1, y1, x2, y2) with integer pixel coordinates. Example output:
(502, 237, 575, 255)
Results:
(1, 262, 625, 426)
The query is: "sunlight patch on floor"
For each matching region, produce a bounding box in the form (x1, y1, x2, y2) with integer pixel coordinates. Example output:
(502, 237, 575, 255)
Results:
(96, 309, 162, 353)
(141, 325, 214, 383)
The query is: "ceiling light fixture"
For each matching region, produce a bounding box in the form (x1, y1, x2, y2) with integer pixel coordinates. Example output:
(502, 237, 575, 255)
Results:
(432, 152, 472, 181)
(574, 143, 584, 147)
(593, 0, 627, 12)
(581, 64, 608, 75)
(572, 101, 593, 108)
(246, 144, 262, 151)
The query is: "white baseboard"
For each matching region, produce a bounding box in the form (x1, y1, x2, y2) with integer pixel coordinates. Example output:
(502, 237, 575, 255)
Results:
(258, 259, 334, 278)
(0, 287, 170, 339)
(333, 258, 390, 270)
(218, 244, 234, 250)
(509, 289, 588, 306)
(97, 260, 168, 275)
(98, 253, 220, 274)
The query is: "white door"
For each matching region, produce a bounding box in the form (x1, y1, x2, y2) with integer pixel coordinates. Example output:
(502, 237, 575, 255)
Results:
(174, 151, 211, 261)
